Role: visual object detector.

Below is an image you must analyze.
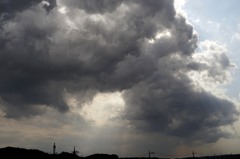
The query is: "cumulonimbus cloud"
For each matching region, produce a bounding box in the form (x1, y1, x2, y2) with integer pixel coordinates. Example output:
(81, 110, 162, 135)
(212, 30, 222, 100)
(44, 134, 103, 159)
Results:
(0, 0, 238, 142)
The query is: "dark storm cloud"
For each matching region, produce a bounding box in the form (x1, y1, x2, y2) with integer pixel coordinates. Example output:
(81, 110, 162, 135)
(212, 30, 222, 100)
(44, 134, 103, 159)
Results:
(59, 0, 122, 14)
(0, 0, 56, 21)
(0, 0, 41, 13)
(123, 75, 238, 142)
(0, 0, 238, 142)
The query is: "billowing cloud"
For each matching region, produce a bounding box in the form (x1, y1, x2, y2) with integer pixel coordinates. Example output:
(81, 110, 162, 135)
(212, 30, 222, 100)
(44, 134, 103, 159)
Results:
(58, 0, 122, 14)
(0, 0, 56, 21)
(0, 0, 238, 144)
(189, 41, 233, 85)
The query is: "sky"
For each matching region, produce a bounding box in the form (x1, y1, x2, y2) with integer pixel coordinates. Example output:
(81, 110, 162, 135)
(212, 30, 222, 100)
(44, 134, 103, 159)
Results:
(0, 0, 240, 158)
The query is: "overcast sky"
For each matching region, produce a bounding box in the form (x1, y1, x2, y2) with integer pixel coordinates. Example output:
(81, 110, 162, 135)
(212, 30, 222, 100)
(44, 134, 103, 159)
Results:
(0, 0, 239, 158)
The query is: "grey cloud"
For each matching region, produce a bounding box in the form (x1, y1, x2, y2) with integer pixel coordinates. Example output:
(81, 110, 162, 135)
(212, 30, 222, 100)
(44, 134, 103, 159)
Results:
(42, 0, 57, 13)
(0, 0, 238, 143)
(0, 5, 68, 116)
(0, 0, 42, 13)
(122, 73, 238, 142)
(0, 0, 56, 21)
(190, 41, 233, 83)
(172, 15, 198, 55)
(186, 62, 207, 71)
(59, 0, 122, 14)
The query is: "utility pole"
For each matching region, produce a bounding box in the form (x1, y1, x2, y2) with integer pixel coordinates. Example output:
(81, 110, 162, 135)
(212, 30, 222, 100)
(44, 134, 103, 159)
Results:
(148, 150, 154, 158)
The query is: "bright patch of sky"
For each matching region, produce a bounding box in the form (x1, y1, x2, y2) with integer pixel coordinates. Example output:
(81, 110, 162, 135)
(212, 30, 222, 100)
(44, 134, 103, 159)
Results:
(79, 92, 125, 126)
(181, 0, 240, 100)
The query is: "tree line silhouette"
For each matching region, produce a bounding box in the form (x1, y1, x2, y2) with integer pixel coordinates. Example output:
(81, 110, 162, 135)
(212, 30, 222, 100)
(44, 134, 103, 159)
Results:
(1, 147, 240, 159)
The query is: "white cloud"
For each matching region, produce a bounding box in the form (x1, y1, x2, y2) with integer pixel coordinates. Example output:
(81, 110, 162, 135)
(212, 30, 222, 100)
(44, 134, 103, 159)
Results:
(174, 0, 188, 16)
(188, 40, 233, 96)
(232, 24, 240, 42)
(174, 0, 187, 10)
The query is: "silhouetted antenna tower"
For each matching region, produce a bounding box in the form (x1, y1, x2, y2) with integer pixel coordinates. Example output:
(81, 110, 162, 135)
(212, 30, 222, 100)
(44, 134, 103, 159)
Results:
(72, 146, 79, 155)
(192, 150, 196, 158)
(148, 150, 154, 158)
(53, 142, 56, 154)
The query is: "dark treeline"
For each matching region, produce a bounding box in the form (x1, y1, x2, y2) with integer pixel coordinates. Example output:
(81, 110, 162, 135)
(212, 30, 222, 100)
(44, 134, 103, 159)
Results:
(0, 147, 80, 159)
(177, 155, 240, 159)
(1, 147, 240, 159)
